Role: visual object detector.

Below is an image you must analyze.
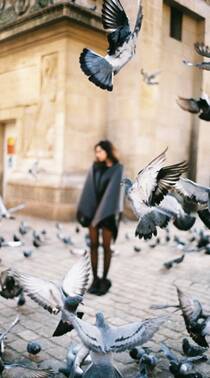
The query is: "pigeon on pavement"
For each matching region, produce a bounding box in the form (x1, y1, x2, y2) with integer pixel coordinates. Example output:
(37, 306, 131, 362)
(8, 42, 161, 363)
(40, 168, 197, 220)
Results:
(160, 342, 206, 378)
(80, 0, 143, 91)
(182, 338, 207, 358)
(163, 254, 185, 270)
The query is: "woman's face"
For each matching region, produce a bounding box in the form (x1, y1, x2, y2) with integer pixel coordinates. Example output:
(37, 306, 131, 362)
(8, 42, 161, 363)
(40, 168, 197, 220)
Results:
(95, 145, 108, 162)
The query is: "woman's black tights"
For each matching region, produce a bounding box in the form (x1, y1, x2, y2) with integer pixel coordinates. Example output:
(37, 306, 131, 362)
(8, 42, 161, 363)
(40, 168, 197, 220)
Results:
(89, 226, 112, 279)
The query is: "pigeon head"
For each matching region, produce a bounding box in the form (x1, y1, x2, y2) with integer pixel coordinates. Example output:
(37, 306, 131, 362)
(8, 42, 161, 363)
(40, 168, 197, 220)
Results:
(121, 177, 133, 194)
(64, 295, 83, 312)
(96, 312, 106, 328)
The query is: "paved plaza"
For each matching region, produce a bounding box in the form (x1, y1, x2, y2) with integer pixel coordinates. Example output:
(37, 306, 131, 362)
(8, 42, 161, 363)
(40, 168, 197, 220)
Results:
(0, 215, 210, 377)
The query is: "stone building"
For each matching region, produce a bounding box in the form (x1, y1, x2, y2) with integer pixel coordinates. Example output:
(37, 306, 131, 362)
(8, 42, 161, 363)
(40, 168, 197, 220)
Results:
(0, 0, 209, 220)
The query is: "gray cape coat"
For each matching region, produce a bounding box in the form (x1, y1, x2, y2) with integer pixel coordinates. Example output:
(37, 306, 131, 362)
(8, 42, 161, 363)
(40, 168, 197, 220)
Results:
(77, 163, 124, 229)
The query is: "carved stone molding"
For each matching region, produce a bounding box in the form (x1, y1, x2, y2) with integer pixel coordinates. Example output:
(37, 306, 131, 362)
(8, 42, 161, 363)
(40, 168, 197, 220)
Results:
(12, 0, 30, 16)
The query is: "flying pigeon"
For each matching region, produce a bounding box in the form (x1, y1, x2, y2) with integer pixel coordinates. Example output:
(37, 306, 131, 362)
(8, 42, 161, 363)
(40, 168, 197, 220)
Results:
(152, 287, 210, 347)
(0, 197, 25, 220)
(172, 177, 210, 228)
(177, 95, 210, 121)
(62, 310, 166, 377)
(159, 195, 196, 231)
(121, 148, 188, 239)
(79, 0, 143, 91)
(0, 316, 19, 355)
(140, 69, 161, 85)
(28, 160, 46, 180)
(183, 42, 210, 71)
(14, 252, 90, 337)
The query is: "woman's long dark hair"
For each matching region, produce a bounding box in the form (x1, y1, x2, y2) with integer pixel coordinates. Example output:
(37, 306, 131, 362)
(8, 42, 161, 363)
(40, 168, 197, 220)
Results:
(95, 140, 119, 164)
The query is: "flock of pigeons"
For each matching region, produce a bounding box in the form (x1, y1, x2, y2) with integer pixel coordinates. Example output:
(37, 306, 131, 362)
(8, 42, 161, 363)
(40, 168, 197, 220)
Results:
(0, 0, 210, 377)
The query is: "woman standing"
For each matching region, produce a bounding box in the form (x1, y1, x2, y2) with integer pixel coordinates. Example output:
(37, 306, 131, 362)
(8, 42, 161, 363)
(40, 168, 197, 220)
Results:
(77, 140, 123, 296)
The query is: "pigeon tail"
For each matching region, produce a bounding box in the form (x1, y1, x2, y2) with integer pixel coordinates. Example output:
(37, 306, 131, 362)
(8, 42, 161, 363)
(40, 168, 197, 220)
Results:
(135, 211, 170, 240)
(198, 209, 210, 229)
(173, 214, 196, 231)
(53, 320, 74, 337)
(53, 312, 84, 337)
(80, 48, 113, 91)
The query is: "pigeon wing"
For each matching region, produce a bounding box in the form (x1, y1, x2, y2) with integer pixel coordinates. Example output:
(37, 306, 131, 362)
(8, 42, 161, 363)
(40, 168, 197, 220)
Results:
(135, 148, 168, 204)
(0, 315, 19, 342)
(176, 287, 208, 347)
(174, 178, 210, 208)
(177, 97, 200, 114)
(149, 161, 188, 206)
(133, 3, 143, 36)
(68, 316, 103, 353)
(107, 317, 166, 352)
(62, 251, 91, 297)
(102, 0, 130, 31)
(177, 287, 203, 323)
(194, 42, 210, 58)
(7, 366, 54, 378)
(13, 271, 63, 314)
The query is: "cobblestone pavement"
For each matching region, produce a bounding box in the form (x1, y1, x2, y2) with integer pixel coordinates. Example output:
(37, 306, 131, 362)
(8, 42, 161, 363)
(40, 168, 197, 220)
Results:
(0, 215, 210, 377)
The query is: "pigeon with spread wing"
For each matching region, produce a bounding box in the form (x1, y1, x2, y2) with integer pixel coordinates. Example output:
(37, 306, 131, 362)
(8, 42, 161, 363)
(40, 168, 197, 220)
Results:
(14, 252, 90, 337)
(183, 42, 210, 71)
(80, 0, 143, 91)
(62, 310, 166, 377)
(122, 149, 188, 239)
(177, 95, 210, 121)
(172, 178, 210, 229)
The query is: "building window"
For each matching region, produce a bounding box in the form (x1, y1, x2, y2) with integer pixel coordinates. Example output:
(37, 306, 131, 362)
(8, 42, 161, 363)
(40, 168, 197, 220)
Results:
(170, 7, 183, 41)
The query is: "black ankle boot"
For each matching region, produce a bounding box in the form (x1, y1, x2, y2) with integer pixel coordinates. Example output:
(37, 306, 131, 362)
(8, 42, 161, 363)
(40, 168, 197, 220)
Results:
(88, 276, 101, 294)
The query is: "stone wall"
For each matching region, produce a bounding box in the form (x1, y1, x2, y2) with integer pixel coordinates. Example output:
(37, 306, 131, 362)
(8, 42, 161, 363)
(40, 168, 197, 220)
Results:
(0, 0, 209, 220)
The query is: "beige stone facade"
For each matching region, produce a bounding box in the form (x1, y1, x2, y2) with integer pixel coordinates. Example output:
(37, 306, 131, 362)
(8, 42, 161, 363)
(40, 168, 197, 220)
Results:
(0, 0, 209, 220)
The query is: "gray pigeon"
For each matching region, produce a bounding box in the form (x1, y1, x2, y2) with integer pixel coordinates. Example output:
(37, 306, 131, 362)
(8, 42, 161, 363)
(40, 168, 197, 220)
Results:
(79, 0, 143, 91)
(62, 310, 166, 377)
(177, 95, 210, 121)
(121, 149, 188, 239)
(158, 195, 196, 231)
(152, 287, 210, 348)
(172, 177, 210, 228)
(0, 197, 25, 220)
(183, 42, 210, 71)
(0, 316, 19, 355)
(59, 343, 89, 377)
(140, 69, 161, 85)
(14, 251, 90, 337)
